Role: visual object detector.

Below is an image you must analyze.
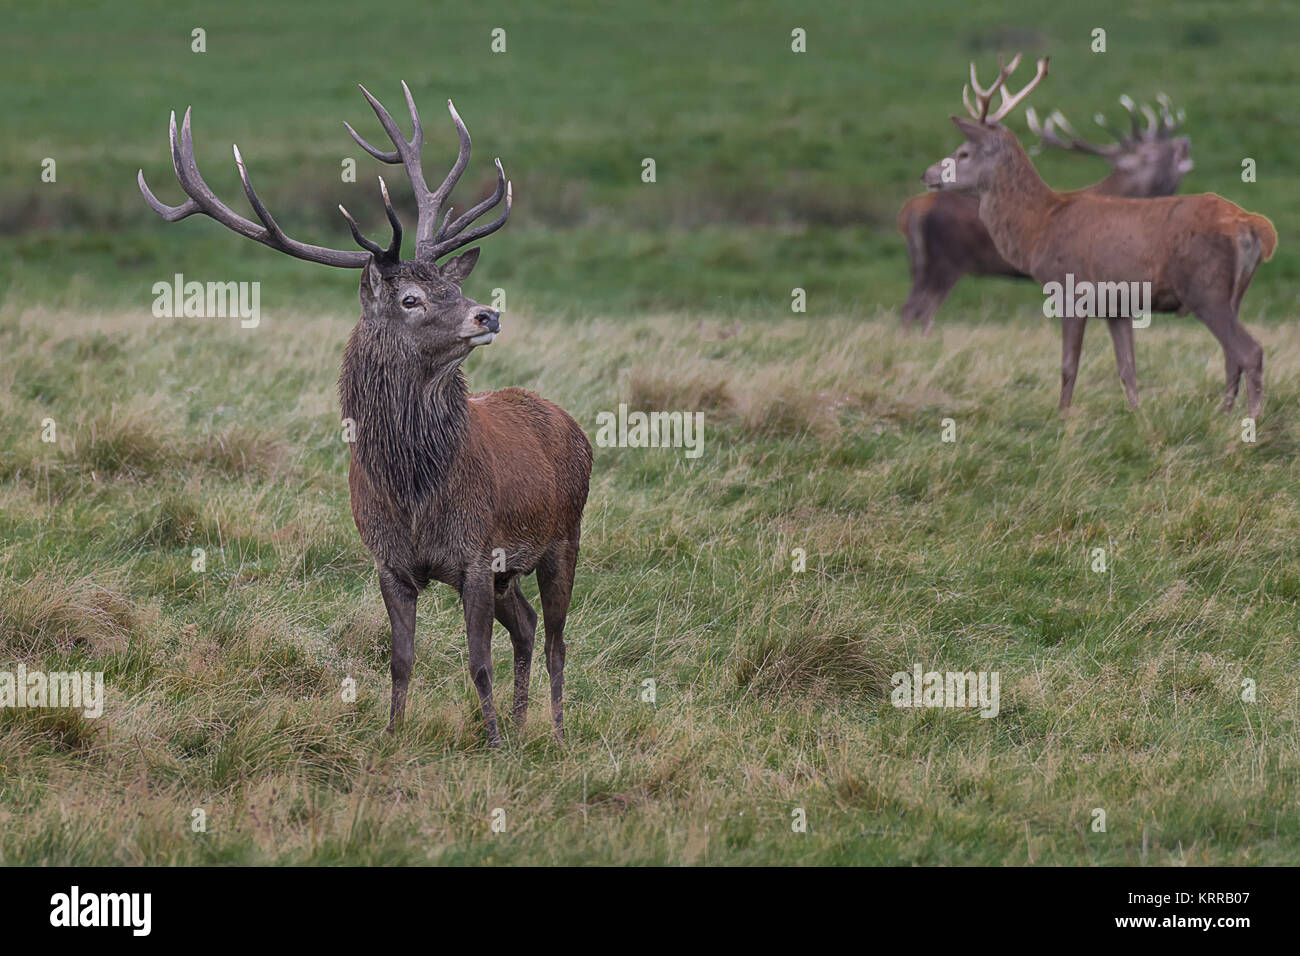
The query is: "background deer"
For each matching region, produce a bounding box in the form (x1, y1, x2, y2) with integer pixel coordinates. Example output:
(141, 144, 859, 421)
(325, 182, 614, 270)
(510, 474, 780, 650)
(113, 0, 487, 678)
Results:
(921, 55, 1276, 417)
(140, 83, 593, 746)
(898, 92, 1193, 332)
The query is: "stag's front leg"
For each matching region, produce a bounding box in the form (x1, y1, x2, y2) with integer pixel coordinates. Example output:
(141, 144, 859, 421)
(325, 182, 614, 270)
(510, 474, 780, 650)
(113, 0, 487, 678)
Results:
(462, 568, 503, 747)
(1105, 317, 1139, 410)
(378, 569, 417, 733)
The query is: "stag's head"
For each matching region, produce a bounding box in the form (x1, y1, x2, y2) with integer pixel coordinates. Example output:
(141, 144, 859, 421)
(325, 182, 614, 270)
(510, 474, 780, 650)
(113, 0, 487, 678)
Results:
(356, 249, 500, 362)
(1025, 93, 1192, 197)
(922, 54, 1049, 194)
(139, 82, 510, 365)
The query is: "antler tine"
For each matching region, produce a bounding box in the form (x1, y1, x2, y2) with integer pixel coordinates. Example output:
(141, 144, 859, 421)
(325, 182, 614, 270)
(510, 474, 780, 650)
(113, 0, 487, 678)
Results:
(138, 107, 371, 268)
(1118, 94, 1143, 140)
(1154, 92, 1185, 137)
(428, 180, 512, 261)
(966, 53, 1024, 121)
(434, 157, 506, 243)
(968, 58, 993, 99)
(337, 176, 403, 261)
(1139, 102, 1158, 138)
(138, 115, 199, 222)
(343, 81, 423, 164)
(376, 176, 403, 258)
(1025, 107, 1062, 153)
(986, 55, 1047, 123)
(1026, 107, 1115, 157)
(418, 100, 474, 257)
(1092, 110, 1128, 143)
(1056, 109, 1115, 156)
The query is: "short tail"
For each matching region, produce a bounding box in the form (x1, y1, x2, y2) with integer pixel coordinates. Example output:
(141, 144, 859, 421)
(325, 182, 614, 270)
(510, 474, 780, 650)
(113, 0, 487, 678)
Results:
(897, 198, 917, 237)
(1249, 213, 1278, 262)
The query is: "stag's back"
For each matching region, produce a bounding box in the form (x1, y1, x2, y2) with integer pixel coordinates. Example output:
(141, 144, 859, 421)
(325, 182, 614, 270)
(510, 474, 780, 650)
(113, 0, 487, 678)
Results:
(1019, 191, 1277, 295)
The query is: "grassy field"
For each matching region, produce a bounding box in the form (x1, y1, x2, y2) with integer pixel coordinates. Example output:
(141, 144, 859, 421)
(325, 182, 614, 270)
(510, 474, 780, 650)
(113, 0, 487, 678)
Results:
(2, 0, 1299, 865)
(3, 307, 1300, 864)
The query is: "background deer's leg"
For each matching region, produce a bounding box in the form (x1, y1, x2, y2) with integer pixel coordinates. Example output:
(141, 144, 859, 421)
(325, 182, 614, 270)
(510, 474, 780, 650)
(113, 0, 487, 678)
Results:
(1199, 311, 1260, 417)
(378, 569, 417, 733)
(1059, 315, 1087, 411)
(1223, 349, 1243, 413)
(1230, 320, 1265, 420)
(1105, 316, 1139, 410)
(901, 264, 964, 335)
(537, 535, 580, 744)
(494, 579, 537, 730)
(462, 568, 502, 747)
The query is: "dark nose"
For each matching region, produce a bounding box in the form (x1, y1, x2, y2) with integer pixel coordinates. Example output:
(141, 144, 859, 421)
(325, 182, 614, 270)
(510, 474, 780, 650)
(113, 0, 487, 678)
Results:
(474, 309, 500, 334)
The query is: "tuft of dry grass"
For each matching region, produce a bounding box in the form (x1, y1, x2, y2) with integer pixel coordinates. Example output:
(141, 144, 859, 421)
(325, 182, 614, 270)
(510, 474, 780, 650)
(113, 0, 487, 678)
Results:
(0, 569, 139, 659)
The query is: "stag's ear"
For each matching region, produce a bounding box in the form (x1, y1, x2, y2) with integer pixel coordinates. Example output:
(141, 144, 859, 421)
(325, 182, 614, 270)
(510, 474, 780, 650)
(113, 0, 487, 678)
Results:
(951, 115, 992, 144)
(360, 258, 386, 307)
(439, 248, 481, 284)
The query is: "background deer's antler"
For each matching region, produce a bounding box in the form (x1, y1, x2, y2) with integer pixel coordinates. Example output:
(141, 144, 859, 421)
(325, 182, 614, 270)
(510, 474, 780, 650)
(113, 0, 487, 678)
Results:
(1028, 93, 1188, 157)
(962, 53, 1049, 124)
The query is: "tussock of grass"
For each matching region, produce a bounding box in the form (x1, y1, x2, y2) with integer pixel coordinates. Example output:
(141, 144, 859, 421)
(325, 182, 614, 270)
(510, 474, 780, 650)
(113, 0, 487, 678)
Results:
(0, 569, 138, 660)
(62, 405, 170, 480)
(192, 427, 289, 478)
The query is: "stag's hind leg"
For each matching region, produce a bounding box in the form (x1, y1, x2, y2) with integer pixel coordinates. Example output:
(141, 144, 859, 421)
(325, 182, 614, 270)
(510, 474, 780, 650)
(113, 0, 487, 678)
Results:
(1059, 315, 1088, 412)
(494, 578, 538, 730)
(1198, 308, 1263, 418)
(1223, 350, 1243, 413)
(1236, 325, 1264, 420)
(1105, 317, 1139, 410)
(461, 568, 502, 747)
(537, 535, 580, 744)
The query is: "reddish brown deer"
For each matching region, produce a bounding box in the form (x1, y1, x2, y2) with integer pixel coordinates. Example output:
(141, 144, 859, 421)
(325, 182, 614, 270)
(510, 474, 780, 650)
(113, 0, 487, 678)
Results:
(898, 93, 1193, 332)
(139, 84, 592, 746)
(922, 56, 1276, 417)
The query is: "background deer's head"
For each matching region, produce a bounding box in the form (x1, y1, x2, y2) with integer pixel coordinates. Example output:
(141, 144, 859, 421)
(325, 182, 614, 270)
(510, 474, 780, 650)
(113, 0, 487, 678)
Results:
(1026, 93, 1192, 197)
(922, 54, 1049, 194)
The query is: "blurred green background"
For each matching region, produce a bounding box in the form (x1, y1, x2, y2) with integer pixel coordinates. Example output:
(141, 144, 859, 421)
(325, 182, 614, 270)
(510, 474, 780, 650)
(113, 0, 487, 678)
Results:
(2, 0, 1296, 320)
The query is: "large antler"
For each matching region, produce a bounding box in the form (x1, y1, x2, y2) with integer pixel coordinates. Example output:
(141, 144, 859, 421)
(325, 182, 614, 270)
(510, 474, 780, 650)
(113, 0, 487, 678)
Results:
(1029, 93, 1188, 158)
(963, 53, 1049, 124)
(344, 82, 512, 261)
(138, 107, 391, 268)
(1025, 107, 1117, 157)
(1093, 93, 1186, 144)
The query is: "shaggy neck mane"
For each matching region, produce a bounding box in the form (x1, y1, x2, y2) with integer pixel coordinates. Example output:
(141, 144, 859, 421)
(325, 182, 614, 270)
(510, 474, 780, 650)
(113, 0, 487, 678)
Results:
(339, 322, 468, 506)
(979, 139, 1056, 272)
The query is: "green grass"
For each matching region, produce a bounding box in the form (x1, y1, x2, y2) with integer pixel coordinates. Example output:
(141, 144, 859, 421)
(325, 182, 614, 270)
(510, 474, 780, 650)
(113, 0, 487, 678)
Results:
(1, 306, 1298, 864)
(1, 0, 1299, 864)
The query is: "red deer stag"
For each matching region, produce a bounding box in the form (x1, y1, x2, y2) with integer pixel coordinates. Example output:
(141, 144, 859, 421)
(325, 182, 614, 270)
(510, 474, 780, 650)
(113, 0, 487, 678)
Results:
(139, 84, 592, 746)
(922, 56, 1276, 417)
(898, 93, 1193, 332)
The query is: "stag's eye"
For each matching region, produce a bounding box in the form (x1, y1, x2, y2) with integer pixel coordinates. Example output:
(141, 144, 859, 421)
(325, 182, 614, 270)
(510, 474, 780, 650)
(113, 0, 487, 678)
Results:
(401, 295, 420, 309)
